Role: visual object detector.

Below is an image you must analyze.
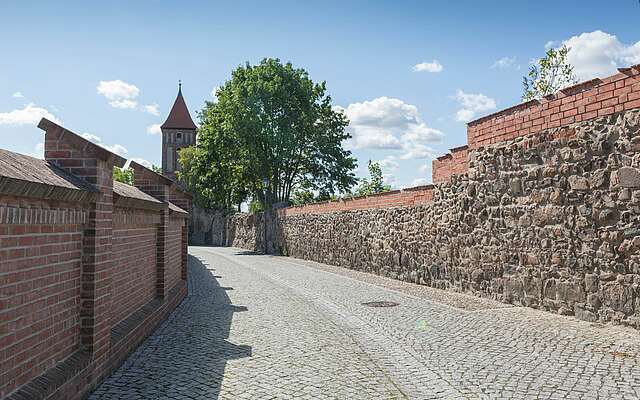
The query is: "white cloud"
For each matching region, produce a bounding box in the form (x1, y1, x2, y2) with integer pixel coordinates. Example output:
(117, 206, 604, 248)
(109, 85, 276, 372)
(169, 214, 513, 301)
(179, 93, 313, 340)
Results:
(412, 60, 443, 73)
(556, 31, 640, 81)
(545, 40, 560, 50)
(491, 56, 518, 70)
(12, 91, 24, 98)
(455, 109, 475, 122)
(80, 132, 128, 156)
(80, 132, 101, 142)
(338, 97, 444, 155)
(110, 99, 138, 109)
(377, 156, 399, 172)
(144, 103, 160, 115)
(146, 123, 162, 135)
(454, 90, 497, 123)
(130, 157, 153, 168)
(419, 163, 431, 174)
(97, 80, 140, 109)
(382, 173, 396, 187)
(28, 142, 44, 159)
(410, 177, 429, 187)
(0, 103, 60, 126)
(399, 143, 436, 160)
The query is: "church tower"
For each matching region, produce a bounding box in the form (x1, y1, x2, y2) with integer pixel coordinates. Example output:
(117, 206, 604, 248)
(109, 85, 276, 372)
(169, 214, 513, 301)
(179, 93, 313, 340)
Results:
(161, 83, 197, 180)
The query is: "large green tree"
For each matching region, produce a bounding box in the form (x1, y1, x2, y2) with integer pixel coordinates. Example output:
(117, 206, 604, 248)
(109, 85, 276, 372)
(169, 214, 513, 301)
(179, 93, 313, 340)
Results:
(180, 58, 357, 209)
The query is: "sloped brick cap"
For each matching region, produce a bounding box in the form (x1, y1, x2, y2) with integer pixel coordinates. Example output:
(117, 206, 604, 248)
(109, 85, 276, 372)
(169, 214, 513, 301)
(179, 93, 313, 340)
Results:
(129, 160, 193, 199)
(170, 181, 194, 199)
(38, 118, 127, 167)
(168, 201, 189, 217)
(130, 161, 174, 185)
(0, 148, 97, 202)
(113, 181, 165, 210)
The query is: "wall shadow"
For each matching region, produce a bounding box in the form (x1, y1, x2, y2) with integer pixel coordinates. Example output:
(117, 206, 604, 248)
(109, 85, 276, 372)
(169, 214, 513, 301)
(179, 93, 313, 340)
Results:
(100, 255, 251, 399)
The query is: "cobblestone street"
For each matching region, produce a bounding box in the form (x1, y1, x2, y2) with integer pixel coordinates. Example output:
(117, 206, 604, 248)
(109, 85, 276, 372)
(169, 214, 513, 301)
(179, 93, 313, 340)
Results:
(91, 247, 640, 399)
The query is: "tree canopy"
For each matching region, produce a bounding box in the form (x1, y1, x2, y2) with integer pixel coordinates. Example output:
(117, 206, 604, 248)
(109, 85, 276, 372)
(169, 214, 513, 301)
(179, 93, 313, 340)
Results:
(178, 58, 357, 210)
(522, 45, 578, 101)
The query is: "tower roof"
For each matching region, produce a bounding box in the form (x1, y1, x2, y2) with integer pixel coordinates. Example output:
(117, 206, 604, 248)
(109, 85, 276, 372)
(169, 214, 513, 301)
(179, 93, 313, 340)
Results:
(161, 85, 197, 130)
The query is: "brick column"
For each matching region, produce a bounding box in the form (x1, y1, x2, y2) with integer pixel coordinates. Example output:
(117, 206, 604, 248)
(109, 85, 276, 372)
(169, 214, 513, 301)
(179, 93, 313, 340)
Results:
(181, 224, 188, 280)
(130, 162, 172, 299)
(167, 184, 192, 281)
(38, 118, 126, 373)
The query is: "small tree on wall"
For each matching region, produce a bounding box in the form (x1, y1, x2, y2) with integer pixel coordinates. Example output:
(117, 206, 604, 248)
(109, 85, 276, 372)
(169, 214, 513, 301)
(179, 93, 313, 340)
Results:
(522, 45, 578, 101)
(354, 161, 391, 196)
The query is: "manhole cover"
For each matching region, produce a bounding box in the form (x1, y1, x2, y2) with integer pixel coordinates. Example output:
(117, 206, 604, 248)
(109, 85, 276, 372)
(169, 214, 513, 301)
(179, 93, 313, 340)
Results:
(361, 301, 399, 308)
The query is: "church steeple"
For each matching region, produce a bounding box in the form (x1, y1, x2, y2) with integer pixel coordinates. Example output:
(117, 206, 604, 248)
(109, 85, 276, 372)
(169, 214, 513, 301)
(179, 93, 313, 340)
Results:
(161, 83, 197, 179)
(161, 83, 197, 130)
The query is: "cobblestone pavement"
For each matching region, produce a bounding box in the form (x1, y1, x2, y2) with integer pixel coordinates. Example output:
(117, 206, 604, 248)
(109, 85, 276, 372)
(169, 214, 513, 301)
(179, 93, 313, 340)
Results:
(91, 247, 640, 399)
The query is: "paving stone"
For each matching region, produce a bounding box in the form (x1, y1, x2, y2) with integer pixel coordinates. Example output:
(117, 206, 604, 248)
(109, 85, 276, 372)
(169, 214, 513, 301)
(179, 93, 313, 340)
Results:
(91, 247, 640, 399)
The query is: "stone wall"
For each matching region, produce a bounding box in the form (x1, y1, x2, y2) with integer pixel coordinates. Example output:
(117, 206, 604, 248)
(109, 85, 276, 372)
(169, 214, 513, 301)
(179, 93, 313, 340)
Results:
(190, 206, 227, 246)
(225, 108, 640, 329)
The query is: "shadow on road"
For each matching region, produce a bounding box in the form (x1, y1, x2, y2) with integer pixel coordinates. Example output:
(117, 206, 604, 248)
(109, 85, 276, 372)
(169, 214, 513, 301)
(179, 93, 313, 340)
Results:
(92, 255, 253, 399)
(169, 254, 252, 399)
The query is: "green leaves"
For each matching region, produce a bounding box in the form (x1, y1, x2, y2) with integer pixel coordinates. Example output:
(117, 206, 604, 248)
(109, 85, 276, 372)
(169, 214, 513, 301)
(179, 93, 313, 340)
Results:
(113, 166, 134, 185)
(354, 161, 392, 197)
(522, 45, 578, 102)
(179, 58, 357, 211)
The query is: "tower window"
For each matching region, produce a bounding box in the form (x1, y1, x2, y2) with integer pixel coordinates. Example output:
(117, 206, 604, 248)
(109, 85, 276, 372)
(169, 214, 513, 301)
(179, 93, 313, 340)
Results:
(177, 132, 182, 139)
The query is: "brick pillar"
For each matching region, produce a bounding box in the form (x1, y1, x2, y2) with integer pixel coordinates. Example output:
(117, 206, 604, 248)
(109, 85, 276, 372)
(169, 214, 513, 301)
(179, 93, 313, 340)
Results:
(181, 223, 188, 280)
(167, 185, 192, 282)
(38, 118, 126, 373)
(130, 162, 172, 299)
(180, 194, 191, 281)
(156, 208, 169, 298)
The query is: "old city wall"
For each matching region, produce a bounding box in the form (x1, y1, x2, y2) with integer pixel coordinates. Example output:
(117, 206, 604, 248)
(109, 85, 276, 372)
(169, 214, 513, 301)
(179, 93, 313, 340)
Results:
(224, 66, 640, 329)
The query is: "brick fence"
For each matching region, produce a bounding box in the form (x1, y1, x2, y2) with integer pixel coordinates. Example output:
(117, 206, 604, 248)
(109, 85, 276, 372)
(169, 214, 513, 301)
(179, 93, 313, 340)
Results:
(0, 119, 191, 399)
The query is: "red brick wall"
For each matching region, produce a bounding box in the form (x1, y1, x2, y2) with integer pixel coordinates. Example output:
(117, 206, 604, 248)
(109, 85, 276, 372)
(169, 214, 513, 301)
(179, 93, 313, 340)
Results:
(281, 185, 434, 216)
(167, 187, 191, 280)
(165, 216, 184, 292)
(432, 146, 469, 183)
(168, 186, 191, 215)
(467, 66, 640, 149)
(110, 209, 158, 327)
(0, 119, 190, 400)
(43, 119, 117, 376)
(0, 198, 86, 397)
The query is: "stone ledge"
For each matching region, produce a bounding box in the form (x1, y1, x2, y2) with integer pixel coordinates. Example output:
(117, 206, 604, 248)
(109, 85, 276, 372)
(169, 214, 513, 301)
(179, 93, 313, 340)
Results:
(5, 350, 91, 400)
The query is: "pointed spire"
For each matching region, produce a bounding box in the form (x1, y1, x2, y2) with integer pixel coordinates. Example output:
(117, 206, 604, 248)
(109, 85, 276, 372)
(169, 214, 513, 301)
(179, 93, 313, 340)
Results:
(161, 83, 197, 130)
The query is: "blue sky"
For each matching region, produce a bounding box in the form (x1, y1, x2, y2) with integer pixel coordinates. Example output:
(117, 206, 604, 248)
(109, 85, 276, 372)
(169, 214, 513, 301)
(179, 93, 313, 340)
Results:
(1, 1, 639, 188)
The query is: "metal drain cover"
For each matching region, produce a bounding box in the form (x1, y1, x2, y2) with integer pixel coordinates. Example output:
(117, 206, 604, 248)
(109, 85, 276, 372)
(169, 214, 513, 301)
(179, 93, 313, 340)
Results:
(361, 301, 399, 308)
